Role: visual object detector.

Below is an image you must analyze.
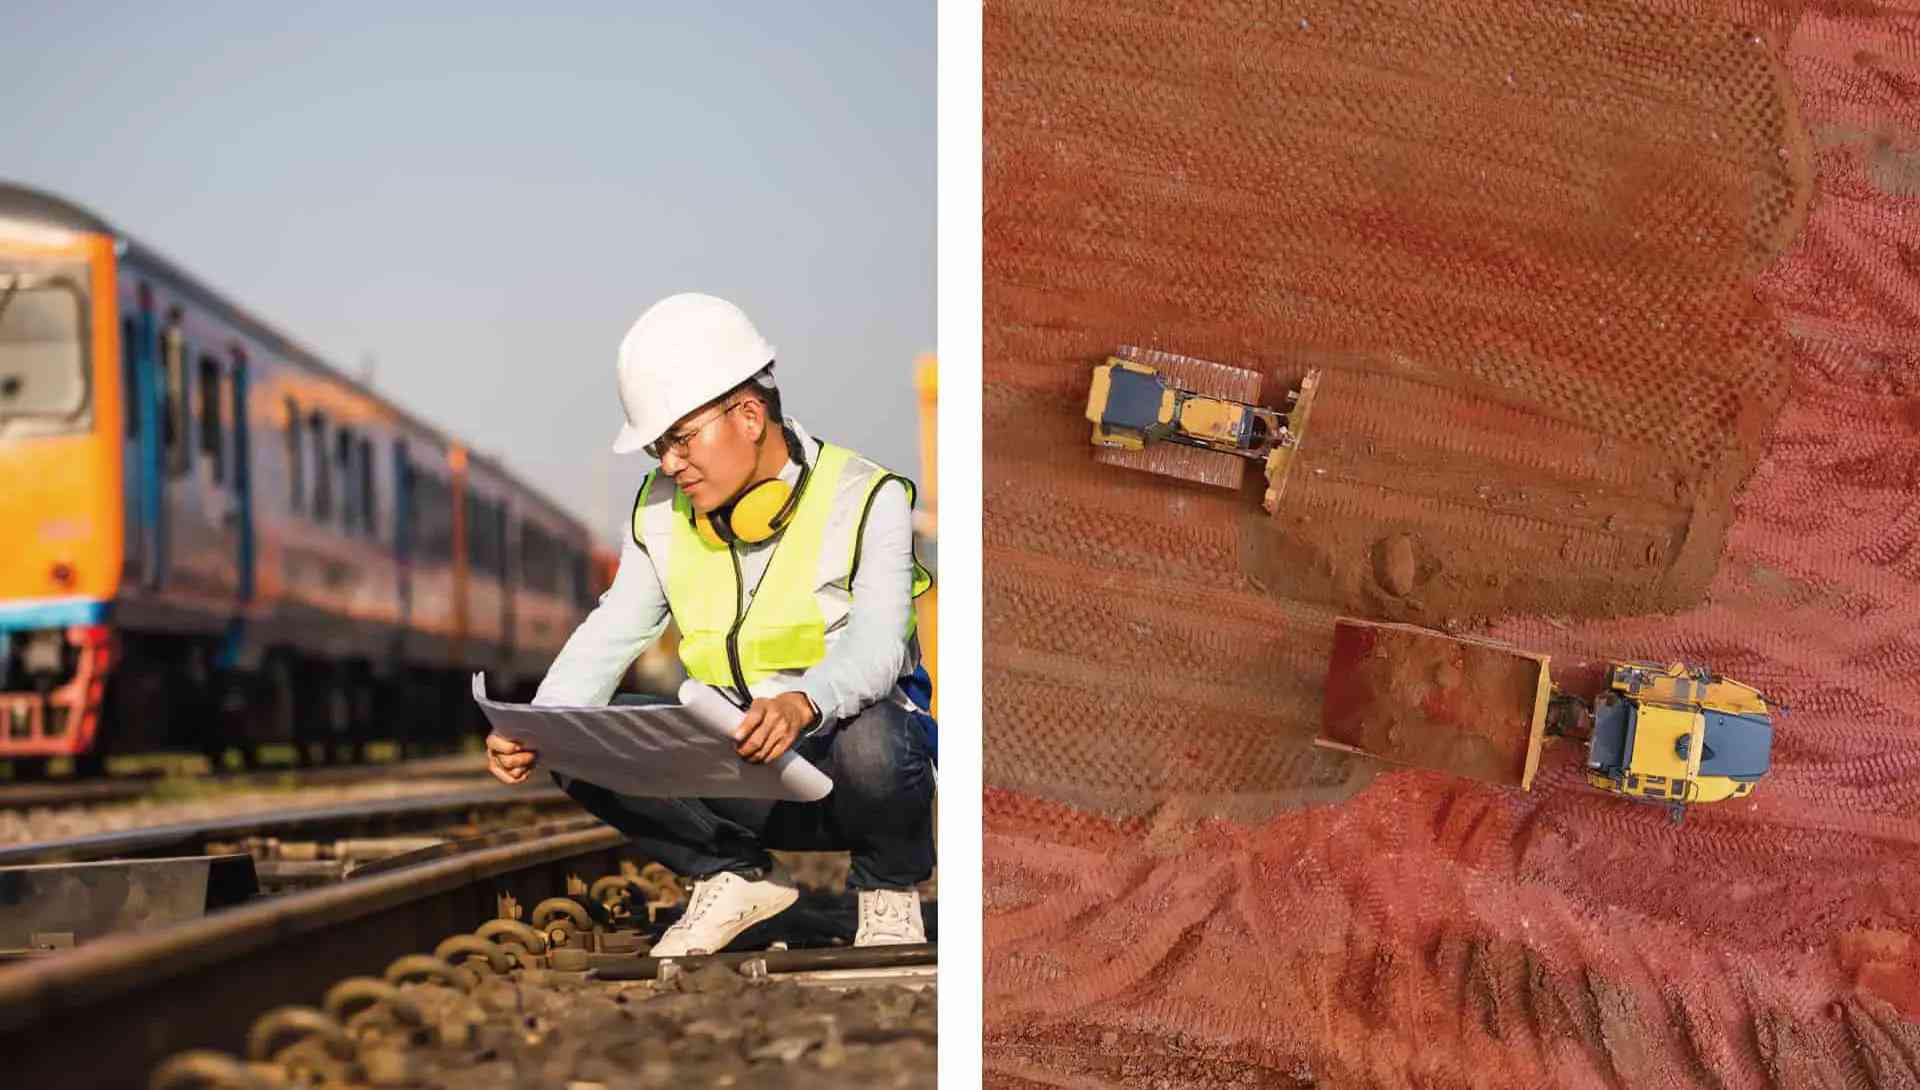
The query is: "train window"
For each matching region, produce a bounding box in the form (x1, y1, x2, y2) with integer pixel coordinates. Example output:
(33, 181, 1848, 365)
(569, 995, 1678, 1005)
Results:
(359, 438, 376, 537)
(469, 492, 504, 576)
(474, 496, 489, 574)
(162, 317, 188, 476)
(476, 497, 493, 575)
(309, 411, 331, 522)
(418, 468, 453, 563)
(520, 521, 556, 593)
(0, 269, 89, 429)
(230, 349, 248, 492)
(393, 442, 412, 554)
(285, 398, 303, 514)
(467, 490, 479, 569)
(500, 507, 511, 580)
(436, 477, 453, 562)
(121, 318, 139, 438)
(198, 355, 223, 483)
(336, 428, 356, 533)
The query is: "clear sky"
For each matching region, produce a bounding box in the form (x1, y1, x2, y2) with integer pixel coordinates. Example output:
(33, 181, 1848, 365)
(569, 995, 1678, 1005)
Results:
(0, 2, 935, 541)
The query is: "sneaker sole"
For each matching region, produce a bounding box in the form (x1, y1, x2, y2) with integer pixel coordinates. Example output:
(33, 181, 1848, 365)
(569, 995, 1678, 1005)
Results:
(651, 886, 802, 959)
(853, 932, 929, 947)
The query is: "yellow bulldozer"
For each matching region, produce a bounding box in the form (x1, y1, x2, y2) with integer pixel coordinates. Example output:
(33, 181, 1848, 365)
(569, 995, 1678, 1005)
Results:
(1314, 619, 1776, 820)
(1084, 347, 1319, 513)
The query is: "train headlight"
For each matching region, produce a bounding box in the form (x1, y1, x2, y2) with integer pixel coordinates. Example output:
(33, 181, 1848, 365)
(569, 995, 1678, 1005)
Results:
(50, 562, 75, 589)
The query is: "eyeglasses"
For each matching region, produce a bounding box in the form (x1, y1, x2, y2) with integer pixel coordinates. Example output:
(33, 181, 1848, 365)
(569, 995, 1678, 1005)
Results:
(645, 401, 747, 461)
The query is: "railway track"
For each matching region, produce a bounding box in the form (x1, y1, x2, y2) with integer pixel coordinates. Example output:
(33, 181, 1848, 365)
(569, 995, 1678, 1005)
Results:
(0, 753, 493, 813)
(0, 817, 937, 1088)
(0, 783, 576, 867)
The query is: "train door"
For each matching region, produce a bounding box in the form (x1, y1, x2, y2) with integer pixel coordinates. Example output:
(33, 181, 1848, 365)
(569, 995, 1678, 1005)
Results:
(449, 447, 469, 660)
(119, 305, 146, 587)
(230, 349, 254, 602)
(392, 439, 412, 627)
(150, 308, 196, 592)
(125, 288, 164, 589)
(499, 500, 515, 666)
(188, 339, 241, 599)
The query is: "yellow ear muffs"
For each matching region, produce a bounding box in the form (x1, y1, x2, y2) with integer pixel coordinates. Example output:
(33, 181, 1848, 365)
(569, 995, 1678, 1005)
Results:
(694, 477, 800, 547)
(687, 428, 815, 548)
(728, 478, 795, 542)
(694, 509, 730, 548)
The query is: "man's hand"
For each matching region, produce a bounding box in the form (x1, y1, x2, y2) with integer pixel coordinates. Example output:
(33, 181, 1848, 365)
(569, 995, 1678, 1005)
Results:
(486, 732, 538, 785)
(733, 692, 818, 764)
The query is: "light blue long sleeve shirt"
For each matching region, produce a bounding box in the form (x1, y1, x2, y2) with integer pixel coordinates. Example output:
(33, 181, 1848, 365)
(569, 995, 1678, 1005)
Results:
(531, 422, 916, 725)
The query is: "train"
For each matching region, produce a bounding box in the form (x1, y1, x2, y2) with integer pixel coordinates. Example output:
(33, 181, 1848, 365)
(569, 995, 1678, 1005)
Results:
(0, 181, 617, 773)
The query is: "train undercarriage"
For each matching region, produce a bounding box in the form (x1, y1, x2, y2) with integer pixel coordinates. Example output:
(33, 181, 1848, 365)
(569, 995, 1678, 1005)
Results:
(0, 624, 511, 777)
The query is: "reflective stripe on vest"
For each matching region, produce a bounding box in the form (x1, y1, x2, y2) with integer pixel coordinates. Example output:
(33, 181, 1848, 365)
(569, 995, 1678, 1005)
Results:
(631, 440, 932, 696)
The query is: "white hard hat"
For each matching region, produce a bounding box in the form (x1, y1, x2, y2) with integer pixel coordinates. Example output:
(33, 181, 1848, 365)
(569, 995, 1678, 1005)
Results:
(611, 293, 776, 454)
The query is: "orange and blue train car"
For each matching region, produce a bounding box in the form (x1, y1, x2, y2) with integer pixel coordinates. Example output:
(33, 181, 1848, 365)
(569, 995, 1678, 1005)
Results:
(0, 182, 603, 771)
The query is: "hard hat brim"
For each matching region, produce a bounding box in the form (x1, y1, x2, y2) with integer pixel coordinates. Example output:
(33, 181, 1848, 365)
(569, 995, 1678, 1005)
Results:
(611, 422, 651, 455)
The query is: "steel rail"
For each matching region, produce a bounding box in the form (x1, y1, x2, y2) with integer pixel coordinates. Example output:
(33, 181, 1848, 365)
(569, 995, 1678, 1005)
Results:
(0, 784, 573, 866)
(0, 820, 626, 1087)
(0, 754, 492, 812)
(589, 942, 938, 980)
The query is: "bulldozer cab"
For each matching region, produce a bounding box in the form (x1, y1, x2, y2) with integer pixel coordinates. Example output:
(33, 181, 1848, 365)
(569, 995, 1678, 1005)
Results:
(1086, 358, 1172, 451)
(1584, 663, 1772, 806)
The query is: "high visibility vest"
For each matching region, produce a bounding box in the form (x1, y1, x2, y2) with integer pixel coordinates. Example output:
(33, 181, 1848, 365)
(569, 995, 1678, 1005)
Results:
(631, 438, 933, 706)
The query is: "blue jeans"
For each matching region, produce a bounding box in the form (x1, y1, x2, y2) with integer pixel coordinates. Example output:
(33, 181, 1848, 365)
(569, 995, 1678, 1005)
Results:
(556, 695, 936, 891)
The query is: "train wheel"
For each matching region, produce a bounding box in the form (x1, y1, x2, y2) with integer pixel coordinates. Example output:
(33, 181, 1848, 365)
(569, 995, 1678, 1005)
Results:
(322, 670, 351, 765)
(8, 757, 50, 782)
(264, 656, 311, 768)
(204, 674, 251, 773)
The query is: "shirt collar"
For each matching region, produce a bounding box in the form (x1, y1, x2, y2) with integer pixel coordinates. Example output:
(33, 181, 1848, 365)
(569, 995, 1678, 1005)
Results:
(776, 417, 816, 484)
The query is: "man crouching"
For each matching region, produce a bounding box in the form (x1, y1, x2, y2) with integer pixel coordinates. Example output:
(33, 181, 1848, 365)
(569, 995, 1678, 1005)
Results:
(485, 293, 935, 956)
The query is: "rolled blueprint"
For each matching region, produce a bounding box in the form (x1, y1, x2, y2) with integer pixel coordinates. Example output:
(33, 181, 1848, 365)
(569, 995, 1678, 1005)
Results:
(472, 675, 833, 801)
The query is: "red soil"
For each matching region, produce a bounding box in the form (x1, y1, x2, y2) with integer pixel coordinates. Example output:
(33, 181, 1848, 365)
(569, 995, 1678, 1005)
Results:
(1319, 621, 1549, 789)
(983, 2, 1920, 1087)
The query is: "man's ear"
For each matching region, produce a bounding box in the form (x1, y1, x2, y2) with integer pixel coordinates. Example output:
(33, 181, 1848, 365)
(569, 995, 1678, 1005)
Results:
(739, 396, 769, 441)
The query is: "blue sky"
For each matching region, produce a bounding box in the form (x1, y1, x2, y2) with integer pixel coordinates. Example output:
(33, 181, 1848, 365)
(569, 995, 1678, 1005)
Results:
(0, 2, 935, 539)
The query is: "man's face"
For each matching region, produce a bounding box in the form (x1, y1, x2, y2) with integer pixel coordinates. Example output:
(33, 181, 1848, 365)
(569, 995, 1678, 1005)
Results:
(655, 397, 762, 512)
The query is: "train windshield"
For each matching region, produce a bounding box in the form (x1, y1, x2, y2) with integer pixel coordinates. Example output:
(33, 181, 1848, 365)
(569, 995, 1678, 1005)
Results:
(0, 268, 89, 426)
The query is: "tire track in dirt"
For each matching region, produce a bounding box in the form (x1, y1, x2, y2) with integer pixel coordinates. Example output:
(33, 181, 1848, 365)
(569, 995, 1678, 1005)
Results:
(988, 787, 1920, 1090)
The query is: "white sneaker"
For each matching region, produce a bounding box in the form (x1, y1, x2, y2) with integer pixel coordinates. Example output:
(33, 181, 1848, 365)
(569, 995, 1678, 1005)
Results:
(855, 888, 925, 946)
(650, 864, 799, 958)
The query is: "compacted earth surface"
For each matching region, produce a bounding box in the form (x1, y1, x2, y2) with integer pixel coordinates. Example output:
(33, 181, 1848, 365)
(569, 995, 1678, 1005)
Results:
(984, 2, 1920, 1087)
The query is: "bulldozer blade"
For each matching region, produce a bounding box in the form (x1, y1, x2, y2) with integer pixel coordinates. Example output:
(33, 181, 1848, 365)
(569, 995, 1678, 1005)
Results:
(1262, 367, 1321, 515)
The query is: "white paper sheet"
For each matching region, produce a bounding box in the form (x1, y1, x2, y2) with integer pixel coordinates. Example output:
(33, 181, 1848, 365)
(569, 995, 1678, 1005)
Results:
(471, 674, 833, 802)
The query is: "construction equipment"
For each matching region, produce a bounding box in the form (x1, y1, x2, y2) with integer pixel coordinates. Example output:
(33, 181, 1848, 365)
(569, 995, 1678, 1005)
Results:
(1315, 618, 1774, 820)
(1084, 346, 1319, 513)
